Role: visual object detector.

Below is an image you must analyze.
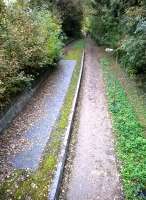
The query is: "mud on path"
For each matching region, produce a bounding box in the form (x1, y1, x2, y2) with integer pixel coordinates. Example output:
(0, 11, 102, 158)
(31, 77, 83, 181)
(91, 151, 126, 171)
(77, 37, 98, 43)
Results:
(59, 39, 122, 200)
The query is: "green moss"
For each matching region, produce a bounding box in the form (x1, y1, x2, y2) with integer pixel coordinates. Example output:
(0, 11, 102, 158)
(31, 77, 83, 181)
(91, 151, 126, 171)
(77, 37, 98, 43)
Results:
(71, 39, 85, 50)
(100, 57, 146, 200)
(65, 40, 85, 61)
(0, 41, 84, 200)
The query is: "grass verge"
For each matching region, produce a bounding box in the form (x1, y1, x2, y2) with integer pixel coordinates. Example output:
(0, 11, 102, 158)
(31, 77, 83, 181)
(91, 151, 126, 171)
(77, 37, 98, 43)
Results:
(104, 53, 146, 128)
(100, 57, 146, 200)
(0, 39, 84, 200)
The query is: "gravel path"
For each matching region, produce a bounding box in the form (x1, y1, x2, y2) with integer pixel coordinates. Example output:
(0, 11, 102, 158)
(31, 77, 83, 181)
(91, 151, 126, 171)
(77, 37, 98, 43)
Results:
(59, 39, 122, 200)
(0, 60, 76, 182)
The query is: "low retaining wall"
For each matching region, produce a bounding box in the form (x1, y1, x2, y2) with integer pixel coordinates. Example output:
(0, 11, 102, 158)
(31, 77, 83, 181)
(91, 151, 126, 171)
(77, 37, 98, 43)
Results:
(48, 50, 85, 200)
(0, 71, 50, 134)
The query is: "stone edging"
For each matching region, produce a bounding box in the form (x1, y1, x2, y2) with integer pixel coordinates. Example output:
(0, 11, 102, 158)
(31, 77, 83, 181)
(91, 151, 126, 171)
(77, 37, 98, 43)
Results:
(48, 50, 85, 200)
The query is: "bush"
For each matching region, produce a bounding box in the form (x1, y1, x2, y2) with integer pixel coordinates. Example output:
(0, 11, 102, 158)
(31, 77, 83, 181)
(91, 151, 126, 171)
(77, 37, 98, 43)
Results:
(34, 10, 63, 66)
(0, 1, 63, 108)
(117, 35, 146, 74)
(89, 0, 146, 74)
(90, 7, 122, 48)
(116, 6, 146, 74)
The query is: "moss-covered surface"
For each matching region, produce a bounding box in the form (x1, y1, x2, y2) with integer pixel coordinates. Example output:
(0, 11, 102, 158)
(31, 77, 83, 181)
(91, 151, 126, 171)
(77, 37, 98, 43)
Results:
(101, 57, 146, 200)
(0, 39, 84, 200)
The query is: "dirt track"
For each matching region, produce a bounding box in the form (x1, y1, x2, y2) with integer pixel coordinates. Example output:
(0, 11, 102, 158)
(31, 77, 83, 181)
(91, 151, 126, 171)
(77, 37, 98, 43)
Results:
(59, 39, 122, 200)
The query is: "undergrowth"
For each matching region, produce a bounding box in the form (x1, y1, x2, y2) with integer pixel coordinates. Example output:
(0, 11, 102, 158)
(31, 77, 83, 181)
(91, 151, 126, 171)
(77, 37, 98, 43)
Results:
(101, 57, 146, 200)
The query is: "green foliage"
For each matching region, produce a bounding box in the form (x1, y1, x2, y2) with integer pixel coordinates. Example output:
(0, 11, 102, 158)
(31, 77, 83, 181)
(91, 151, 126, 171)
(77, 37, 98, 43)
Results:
(0, 0, 63, 109)
(86, 0, 122, 48)
(88, 0, 146, 73)
(29, 0, 84, 39)
(117, 35, 146, 74)
(101, 57, 146, 200)
(33, 9, 63, 65)
(90, 11, 121, 48)
(116, 5, 146, 74)
(0, 0, 85, 109)
(57, 0, 83, 38)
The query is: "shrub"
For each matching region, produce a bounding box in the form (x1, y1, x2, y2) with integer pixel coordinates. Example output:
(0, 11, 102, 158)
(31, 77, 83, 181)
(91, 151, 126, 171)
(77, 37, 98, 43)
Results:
(90, 7, 122, 48)
(0, 1, 63, 108)
(89, 0, 146, 74)
(116, 6, 146, 74)
(34, 9, 63, 66)
(117, 35, 146, 74)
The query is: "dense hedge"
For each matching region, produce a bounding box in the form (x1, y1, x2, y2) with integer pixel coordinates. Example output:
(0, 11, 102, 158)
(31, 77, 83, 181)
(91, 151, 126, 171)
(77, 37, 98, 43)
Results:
(88, 0, 146, 74)
(29, 0, 83, 39)
(0, 0, 84, 110)
(0, 0, 63, 109)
